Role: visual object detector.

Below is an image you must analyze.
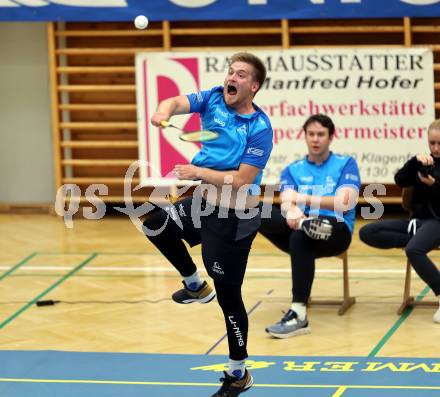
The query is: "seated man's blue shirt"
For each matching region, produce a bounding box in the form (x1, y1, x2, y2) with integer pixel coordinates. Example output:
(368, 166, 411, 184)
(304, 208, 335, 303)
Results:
(187, 86, 273, 194)
(279, 152, 361, 233)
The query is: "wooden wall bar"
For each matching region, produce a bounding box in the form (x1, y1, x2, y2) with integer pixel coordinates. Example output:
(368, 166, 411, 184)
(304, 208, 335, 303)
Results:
(47, 18, 440, 204)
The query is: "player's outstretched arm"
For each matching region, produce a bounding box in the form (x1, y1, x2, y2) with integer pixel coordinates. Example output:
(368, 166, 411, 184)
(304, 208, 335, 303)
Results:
(151, 96, 190, 127)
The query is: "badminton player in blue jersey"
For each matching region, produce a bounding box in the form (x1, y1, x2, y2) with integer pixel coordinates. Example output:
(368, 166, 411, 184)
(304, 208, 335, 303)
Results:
(145, 52, 273, 397)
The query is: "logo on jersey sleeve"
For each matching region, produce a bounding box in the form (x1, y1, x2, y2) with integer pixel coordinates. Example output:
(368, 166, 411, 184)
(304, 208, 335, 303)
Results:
(345, 173, 359, 182)
(247, 147, 264, 156)
(195, 91, 204, 104)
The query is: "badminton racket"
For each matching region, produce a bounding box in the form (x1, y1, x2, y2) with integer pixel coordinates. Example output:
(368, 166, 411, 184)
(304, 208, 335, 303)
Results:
(160, 120, 219, 142)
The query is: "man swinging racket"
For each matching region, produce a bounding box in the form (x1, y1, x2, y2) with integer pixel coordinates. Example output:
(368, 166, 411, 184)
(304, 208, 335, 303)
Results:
(144, 52, 273, 397)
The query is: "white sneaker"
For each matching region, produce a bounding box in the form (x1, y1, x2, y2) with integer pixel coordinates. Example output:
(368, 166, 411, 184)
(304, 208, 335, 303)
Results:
(433, 306, 440, 323)
(265, 309, 311, 338)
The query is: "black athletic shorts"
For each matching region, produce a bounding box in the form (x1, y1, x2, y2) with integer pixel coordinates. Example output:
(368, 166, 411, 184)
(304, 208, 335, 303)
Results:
(165, 196, 261, 285)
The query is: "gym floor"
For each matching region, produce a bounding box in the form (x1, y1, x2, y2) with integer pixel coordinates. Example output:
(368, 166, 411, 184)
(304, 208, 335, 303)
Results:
(1, 214, 439, 397)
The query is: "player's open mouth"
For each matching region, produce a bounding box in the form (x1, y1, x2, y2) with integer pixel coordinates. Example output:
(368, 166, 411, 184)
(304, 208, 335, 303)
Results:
(227, 85, 237, 95)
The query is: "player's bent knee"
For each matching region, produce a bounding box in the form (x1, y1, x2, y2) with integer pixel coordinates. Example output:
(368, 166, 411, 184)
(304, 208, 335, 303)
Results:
(142, 209, 169, 237)
(405, 245, 424, 260)
(358, 225, 371, 244)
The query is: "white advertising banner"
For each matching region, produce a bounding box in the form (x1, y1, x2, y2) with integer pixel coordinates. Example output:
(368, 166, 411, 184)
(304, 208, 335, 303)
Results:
(136, 48, 434, 186)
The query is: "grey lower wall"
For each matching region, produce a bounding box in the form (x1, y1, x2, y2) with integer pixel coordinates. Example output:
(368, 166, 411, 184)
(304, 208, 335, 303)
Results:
(0, 22, 54, 203)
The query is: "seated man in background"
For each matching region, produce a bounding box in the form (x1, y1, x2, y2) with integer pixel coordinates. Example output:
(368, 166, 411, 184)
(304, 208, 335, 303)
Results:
(359, 119, 440, 323)
(260, 114, 360, 338)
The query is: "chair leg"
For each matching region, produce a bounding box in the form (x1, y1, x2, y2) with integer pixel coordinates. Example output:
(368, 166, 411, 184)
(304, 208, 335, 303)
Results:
(308, 251, 355, 315)
(397, 259, 414, 315)
(339, 251, 355, 315)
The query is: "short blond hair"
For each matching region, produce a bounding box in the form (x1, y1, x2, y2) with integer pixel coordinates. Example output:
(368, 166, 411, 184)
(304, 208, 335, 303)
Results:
(230, 52, 266, 92)
(428, 119, 440, 132)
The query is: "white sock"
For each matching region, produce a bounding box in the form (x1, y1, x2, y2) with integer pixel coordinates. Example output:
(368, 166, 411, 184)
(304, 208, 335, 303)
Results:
(227, 359, 246, 379)
(183, 271, 203, 291)
(434, 296, 440, 323)
(290, 302, 307, 321)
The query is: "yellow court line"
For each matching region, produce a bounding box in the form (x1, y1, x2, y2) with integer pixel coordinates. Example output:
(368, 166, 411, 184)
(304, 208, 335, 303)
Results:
(1, 378, 440, 390)
(332, 386, 347, 397)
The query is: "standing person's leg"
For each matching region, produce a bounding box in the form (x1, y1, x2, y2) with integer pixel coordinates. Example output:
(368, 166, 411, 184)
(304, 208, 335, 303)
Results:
(266, 218, 351, 338)
(210, 280, 253, 397)
(201, 206, 259, 397)
(405, 219, 440, 322)
(214, 281, 248, 365)
(143, 197, 215, 303)
(359, 219, 411, 248)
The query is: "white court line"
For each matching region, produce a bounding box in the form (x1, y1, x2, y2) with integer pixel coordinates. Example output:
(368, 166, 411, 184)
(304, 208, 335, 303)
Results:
(0, 266, 407, 274)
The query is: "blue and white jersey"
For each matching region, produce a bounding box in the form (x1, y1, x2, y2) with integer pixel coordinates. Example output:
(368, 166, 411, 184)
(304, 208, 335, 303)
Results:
(280, 152, 361, 233)
(187, 86, 273, 195)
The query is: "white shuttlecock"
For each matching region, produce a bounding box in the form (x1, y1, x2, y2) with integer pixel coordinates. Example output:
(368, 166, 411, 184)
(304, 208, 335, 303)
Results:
(134, 15, 149, 30)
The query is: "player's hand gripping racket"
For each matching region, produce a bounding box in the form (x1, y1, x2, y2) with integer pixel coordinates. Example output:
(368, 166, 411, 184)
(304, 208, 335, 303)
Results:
(160, 120, 219, 143)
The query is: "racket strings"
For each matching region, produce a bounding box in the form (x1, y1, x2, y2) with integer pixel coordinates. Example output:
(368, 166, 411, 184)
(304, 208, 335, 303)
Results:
(180, 130, 219, 142)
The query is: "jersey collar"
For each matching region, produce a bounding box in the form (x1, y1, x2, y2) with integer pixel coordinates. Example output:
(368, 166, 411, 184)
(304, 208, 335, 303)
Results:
(305, 151, 333, 166)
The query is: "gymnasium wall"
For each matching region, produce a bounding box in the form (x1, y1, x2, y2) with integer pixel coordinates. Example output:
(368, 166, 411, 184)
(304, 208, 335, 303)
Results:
(0, 22, 54, 203)
(2, 18, 440, 206)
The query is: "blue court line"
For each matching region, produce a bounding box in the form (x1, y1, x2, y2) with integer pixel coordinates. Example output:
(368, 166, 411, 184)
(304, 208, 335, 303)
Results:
(205, 289, 274, 355)
(368, 285, 431, 357)
(0, 253, 98, 330)
(0, 253, 37, 281)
